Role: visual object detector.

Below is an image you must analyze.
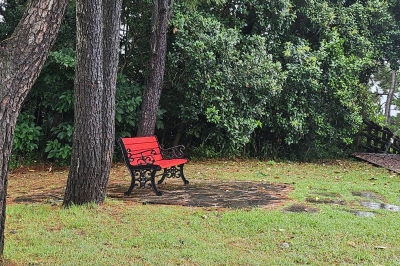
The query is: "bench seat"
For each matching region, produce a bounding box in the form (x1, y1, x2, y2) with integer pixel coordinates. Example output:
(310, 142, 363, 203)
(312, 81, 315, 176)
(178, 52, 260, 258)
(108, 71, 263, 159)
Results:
(153, 158, 188, 169)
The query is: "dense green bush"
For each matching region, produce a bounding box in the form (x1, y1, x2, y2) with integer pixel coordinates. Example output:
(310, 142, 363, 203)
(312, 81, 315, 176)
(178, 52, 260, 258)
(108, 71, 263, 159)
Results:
(13, 113, 43, 156)
(256, 31, 375, 159)
(165, 7, 283, 154)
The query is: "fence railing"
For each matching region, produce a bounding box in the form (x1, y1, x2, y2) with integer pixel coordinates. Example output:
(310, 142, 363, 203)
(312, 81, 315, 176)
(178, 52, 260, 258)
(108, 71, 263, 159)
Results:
(357, 120, 400, 154)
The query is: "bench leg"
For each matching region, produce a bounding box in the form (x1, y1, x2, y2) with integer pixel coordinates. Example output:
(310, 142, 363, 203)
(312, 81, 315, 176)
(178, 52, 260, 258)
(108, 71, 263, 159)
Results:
(125, 168, 156, 196)
(150, 170, 162, 196)
(124, 168, 137, 196)
(179, 164, 189, 185)
(158, 169, 167, 184)
(157, 164, 189, 185)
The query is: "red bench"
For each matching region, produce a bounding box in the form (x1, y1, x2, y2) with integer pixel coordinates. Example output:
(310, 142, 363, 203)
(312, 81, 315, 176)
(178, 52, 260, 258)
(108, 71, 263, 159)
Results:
(118, 136, 189, 196)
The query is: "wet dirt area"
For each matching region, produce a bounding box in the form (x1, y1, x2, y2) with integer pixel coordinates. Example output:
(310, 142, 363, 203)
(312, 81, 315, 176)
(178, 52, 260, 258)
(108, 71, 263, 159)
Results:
(284, 189, 400, 217)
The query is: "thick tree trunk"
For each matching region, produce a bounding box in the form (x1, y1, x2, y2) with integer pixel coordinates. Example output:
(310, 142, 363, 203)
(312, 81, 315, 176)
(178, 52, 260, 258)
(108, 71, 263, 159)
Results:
(63, 0, 122, 205)
(0, 0, 68, 253)
(64, 0, 104, 205)
(137, 0, 170, 136)
(385, 70, 397, 126)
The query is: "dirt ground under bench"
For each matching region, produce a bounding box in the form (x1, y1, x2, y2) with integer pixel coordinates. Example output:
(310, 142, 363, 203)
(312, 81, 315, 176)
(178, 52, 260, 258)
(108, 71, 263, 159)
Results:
(7, 164, 293, 209)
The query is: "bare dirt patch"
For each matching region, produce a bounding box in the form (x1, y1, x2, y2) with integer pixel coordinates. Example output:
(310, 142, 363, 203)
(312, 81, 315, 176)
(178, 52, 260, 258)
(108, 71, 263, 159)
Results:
(8, 163, 292, 209)
(352, 153, 400, 173)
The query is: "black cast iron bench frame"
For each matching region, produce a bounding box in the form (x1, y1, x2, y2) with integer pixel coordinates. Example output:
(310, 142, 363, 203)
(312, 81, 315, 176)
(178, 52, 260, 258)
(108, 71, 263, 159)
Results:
(118, 136, 189, 196)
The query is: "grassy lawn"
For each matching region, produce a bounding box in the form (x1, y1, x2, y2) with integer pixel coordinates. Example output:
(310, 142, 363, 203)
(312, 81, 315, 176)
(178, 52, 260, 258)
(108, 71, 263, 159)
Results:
(4, 159, 400, 265)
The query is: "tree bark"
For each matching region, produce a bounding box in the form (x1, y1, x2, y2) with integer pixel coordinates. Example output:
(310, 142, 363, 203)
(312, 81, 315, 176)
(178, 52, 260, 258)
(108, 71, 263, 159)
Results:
(137, 0, 170, 136)
(63, 0, 122, 205)
(385, 70, 397, 126)
(99, 0, 122, 198)
(0, 0, 68, 253)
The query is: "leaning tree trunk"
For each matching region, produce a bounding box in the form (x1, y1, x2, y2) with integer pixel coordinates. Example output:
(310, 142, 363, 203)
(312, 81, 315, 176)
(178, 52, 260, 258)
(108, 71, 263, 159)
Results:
(385, 70, 397, 126)
(0, 0, 68, 253)
(137, 0, 170, 136)
(63, 0, 122, 205)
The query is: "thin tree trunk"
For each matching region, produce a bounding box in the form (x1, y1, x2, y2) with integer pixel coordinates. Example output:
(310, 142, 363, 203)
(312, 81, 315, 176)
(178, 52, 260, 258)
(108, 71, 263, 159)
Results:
(64, 0, 122, 205)
(385, 70, 397, 126)
(137, 0, 170, 136)
(0, 0, 68, 253)
(173, 123, 184, 146)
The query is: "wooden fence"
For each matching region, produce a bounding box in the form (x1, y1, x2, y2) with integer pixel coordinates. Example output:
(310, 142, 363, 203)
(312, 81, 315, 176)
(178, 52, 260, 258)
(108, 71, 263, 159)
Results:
(357, 120, 400, 154)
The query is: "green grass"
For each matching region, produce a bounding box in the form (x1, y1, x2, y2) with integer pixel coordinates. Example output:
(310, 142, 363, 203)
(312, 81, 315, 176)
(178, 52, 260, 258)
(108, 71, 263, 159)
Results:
(4, 160, 400, 265)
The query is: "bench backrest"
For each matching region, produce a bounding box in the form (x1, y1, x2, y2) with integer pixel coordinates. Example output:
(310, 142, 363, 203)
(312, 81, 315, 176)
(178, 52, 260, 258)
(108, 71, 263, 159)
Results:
(120, 136, 163, 166)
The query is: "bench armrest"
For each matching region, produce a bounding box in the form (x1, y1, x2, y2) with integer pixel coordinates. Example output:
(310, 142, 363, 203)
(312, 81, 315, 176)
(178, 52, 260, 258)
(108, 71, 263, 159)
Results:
(160, 145, 185, 159)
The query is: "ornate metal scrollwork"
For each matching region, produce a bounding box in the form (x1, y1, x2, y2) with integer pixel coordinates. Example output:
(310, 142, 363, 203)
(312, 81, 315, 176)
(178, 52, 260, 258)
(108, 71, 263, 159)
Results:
(160, 145, 185, 159)
(162, 166, 182, 179)
(134, 169, 153, 189)
(158, 165, 189, 185)
(126, 148, 157, 165)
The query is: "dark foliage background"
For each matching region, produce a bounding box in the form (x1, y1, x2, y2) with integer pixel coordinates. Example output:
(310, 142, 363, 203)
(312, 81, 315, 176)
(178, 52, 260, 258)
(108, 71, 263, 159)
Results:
(2, 0, 400, 166)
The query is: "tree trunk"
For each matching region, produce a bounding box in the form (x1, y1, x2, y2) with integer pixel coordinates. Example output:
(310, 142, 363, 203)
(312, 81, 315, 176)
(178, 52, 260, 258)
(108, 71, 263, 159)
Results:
(99, 0, 122, 198)
(0, 0, 68, 253)
(63, 0, 122, 205)
(385, 70, 397, 126)
(137, 0, 170, 136)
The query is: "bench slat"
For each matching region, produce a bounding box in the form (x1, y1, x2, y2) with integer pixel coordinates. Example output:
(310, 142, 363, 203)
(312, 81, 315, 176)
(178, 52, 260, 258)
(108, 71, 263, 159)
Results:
(156, 158, 188, 168)
(121, 136, 158, 145)
(124, 142, 160, 152)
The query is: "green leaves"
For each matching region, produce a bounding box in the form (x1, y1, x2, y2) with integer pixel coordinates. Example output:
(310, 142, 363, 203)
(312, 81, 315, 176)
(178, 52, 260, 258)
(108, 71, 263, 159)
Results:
(44, 122, 73, 162)
(50, 48, 75, 68)
(13, 114, 42, 153)
(259, 29, 373, 158)
(114, 74, 144, 137)
(167, 9, 283, 151)
(45, 139, 72, 160)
